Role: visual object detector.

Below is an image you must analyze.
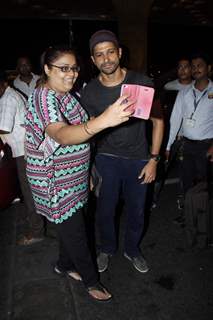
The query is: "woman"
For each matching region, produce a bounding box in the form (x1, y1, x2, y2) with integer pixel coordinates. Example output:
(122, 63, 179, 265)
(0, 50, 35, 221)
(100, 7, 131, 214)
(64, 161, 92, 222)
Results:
(24, 46, 133, 302)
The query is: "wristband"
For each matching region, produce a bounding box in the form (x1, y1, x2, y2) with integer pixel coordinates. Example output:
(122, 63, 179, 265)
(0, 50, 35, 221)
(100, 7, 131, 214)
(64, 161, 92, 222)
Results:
(150, 153, 161, 162)
(83, 122, 94, 135)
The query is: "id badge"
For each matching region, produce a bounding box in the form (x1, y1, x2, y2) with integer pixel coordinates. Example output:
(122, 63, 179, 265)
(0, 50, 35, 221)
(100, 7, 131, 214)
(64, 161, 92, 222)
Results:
(186, 118, 196, 128)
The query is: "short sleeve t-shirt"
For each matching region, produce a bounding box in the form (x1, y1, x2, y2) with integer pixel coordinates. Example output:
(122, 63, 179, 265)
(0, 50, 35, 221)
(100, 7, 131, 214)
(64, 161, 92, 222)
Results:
(81, 70, 154, 159)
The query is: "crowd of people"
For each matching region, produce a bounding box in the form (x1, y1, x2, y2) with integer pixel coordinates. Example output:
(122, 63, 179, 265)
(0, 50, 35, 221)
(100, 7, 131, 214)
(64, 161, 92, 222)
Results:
(0, 29, 212, 302)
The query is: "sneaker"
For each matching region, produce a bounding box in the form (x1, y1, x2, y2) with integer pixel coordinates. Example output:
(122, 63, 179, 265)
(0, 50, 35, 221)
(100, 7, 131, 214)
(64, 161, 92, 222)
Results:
(124, 252, 149, 273)
(97, 252, 111, 273)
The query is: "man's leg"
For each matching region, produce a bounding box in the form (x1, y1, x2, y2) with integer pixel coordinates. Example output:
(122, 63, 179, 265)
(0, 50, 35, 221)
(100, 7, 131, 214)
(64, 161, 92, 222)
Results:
(182, 141, 210, 194)
(94, 155, 122, 272)
(195, 142, 211, 183)
(182, 143, 196, 194)
(95, 154, 121, 255)
(122, 159, 148, 257)
(122, 159, 149, 273)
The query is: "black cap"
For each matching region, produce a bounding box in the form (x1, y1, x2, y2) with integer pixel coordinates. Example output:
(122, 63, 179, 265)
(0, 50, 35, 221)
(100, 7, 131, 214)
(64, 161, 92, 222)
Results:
(89, 29, 119, 54)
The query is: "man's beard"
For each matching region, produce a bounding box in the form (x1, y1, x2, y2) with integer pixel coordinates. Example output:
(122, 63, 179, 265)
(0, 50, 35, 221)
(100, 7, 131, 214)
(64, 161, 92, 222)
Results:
(100, 61, 120, 75)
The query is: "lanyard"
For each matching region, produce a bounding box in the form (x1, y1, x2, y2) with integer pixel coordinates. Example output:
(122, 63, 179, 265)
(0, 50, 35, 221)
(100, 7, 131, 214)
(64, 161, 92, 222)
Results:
(190, 89, 207, 119)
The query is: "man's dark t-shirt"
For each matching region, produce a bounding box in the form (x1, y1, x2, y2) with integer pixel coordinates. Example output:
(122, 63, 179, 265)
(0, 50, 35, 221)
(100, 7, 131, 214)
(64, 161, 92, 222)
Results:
(81, 70, 154, 160)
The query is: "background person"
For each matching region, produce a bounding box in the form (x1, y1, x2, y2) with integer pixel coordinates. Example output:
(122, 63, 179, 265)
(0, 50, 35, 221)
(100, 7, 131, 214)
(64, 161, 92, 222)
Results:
(0, 70, 44, 244)
(166, 52, 213, 194)
(157, 57, 194, 220)
(164, 57, 193, 91)
(13, 56, 40, 99)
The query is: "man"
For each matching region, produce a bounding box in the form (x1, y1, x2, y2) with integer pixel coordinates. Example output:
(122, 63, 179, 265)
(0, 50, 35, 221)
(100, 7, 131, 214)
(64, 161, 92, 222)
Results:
(163, 57, 193, 141)
(164, 57, 193, 91)
(13, 56, 40, 99)
(81, 30, 164, 273)
(0, 70, 44, 245)
(166, 52, 213, 194)
(163, 58, 193, 221)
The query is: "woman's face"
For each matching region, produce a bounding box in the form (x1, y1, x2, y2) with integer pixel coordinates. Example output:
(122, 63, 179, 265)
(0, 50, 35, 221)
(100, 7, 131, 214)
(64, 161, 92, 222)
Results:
(45, 53, 79, 94)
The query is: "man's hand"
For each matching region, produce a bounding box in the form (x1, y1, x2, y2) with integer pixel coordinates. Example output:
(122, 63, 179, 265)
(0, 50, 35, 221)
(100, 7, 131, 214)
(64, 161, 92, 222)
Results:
(89, 175, 94, 191)
(165, 150, 170, 162)
(138, 160, 158, 184)
(207, 145, 213, 162)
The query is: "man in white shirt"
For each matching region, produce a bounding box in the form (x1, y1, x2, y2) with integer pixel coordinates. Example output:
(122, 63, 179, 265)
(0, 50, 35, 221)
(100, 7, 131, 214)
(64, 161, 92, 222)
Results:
(13, 56, 40, 99)
(166, 52, 213, 194)
(163, 58, 193, 217)
(0, 70, 44, 245)
(164, 58, 193, 91)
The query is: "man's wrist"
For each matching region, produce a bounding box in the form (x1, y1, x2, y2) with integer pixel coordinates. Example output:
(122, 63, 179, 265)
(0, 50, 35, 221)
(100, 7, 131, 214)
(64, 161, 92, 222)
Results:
(149, 153, 161, 162)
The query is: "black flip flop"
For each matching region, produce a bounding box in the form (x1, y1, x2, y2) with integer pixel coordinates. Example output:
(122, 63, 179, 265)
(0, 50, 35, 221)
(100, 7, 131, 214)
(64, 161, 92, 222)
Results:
(54, 265, 82, 281)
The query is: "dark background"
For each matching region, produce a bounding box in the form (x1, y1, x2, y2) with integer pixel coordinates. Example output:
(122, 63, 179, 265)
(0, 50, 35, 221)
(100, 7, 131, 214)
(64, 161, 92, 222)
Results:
(0, 18, 212, 79)
(148, 22, 213, 73)
(0, 19, 117, 72)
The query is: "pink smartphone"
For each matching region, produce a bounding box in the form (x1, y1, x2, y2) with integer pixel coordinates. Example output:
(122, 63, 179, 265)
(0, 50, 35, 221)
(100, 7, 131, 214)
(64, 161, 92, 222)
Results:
(120, 84, 155, 119)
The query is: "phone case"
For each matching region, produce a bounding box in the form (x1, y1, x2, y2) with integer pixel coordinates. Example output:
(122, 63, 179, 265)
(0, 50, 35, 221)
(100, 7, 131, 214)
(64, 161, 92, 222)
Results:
(120, 84, 155, 119)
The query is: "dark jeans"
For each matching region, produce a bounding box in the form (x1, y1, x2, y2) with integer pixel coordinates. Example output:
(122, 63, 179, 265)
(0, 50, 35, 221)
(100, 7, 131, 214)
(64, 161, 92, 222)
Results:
(95, 154, 148, 257)
(182, 139, 212, 194)
(56, 208, 99, 287)
(16, 156, 44, 237)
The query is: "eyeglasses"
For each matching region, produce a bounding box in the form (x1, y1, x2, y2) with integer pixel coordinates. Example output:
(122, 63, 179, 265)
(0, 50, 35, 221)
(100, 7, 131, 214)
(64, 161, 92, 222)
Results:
(49, 64, 80, 73)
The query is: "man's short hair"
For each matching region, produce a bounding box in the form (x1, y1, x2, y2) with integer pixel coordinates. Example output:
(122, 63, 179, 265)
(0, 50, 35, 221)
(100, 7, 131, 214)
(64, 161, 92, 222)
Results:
(191, 51, 212, 66)
(89, 29, 119, 54)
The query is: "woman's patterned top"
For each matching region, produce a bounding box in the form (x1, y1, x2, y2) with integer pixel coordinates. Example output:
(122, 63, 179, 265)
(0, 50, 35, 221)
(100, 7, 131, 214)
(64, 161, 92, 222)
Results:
(25, 87, 90, 224)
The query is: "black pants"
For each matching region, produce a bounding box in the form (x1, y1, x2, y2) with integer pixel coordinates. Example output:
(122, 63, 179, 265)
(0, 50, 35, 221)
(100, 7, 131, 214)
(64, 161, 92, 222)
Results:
(16, 156, 44, 237)
(182, 138, 211, 194)
(56, 208, 99, 288)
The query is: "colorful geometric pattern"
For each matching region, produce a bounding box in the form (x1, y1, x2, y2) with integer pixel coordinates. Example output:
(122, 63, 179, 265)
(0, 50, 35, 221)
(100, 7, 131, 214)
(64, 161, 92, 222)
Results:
(25, 87, 90, 223)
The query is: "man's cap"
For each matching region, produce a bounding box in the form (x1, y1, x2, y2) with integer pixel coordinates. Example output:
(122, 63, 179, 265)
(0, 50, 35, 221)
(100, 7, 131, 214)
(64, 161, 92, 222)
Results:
(89, 29, 119, 54)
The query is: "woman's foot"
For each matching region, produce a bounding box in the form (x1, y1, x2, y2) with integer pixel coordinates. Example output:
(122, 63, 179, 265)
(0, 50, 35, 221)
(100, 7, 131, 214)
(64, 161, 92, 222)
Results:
(17, 234, 44, 246)
(67, 271, 82, 281)
(87, 283, 112, 302)
(54, 265, 82, 281)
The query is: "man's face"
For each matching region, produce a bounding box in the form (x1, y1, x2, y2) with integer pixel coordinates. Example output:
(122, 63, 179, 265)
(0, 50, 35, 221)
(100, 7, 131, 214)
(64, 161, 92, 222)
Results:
(177, 59, 192, 81)
(191, 58, 210, 81)
(91, 41, 121, 75)
(17, 58, 32, 76)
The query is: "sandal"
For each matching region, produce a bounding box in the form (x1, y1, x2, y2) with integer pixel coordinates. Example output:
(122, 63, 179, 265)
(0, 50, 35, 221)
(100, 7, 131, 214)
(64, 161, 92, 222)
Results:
(86, 283, 112, 302)
(17, 235, 44, 246)
(54, 265, 82, 281)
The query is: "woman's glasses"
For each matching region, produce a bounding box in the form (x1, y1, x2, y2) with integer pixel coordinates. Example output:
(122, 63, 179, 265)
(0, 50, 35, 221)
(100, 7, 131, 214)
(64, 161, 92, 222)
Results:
(50, 64, 80, 73)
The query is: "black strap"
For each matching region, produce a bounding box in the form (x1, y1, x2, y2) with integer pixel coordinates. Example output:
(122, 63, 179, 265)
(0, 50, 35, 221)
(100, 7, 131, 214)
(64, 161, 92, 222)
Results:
(190, 89, 208, 119)
(12, 85, 28, 100)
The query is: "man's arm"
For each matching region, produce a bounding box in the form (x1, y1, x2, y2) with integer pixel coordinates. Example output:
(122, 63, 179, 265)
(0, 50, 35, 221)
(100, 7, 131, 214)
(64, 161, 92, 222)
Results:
(138, 117, 164, 184)
(0, 96, 16, 134)
(166, 90, 184, 152)
(150, 117, 164, 155)
(207, 143, 213, 162)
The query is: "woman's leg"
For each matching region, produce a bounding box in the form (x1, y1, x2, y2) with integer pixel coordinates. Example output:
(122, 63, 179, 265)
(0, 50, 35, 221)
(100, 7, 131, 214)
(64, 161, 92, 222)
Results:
(56, 208, 98, 286)
(56, 208, 112, 301)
